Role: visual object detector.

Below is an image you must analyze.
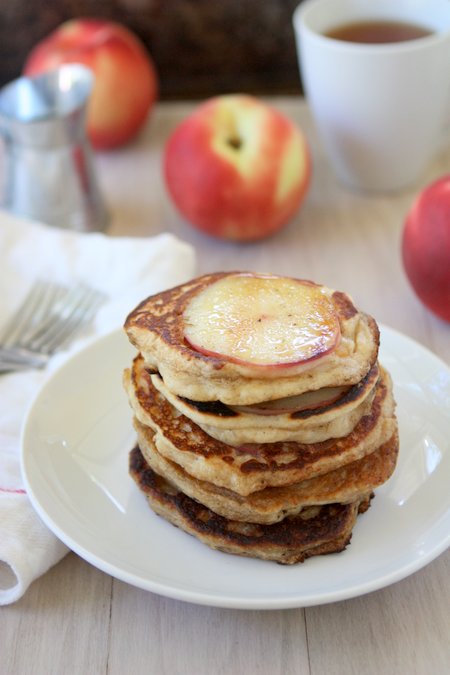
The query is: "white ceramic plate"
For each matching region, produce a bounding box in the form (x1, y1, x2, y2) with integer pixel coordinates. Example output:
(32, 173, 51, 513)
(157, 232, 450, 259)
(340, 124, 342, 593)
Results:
(21, 326, 450, 609)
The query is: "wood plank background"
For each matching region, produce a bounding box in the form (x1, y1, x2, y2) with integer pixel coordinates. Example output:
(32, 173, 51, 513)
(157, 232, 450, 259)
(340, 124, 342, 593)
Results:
(0, 0, 305, 98)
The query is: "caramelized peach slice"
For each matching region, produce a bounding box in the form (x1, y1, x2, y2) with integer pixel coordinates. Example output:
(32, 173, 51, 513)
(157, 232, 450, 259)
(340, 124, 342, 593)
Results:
(183, 274, 340, 368)
(231, 384, 350, 415)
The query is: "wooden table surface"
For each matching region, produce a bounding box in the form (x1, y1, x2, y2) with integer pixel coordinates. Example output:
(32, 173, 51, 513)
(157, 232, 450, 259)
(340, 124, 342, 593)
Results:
(2, 99, 449, 675)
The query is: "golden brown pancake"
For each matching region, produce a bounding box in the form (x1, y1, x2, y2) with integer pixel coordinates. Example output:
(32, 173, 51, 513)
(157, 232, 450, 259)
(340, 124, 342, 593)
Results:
(124, 272, 380, 405)
(124, 272, 399, 565)
(123, 362, 397, 496)
(129, 445, 373, 564)
(149, 361, 379, 445)
(135, 417, 398, 524)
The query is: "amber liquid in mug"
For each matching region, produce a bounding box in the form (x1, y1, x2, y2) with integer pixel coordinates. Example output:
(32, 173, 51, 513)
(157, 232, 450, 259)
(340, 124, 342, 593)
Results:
(325, 19, 433, 44)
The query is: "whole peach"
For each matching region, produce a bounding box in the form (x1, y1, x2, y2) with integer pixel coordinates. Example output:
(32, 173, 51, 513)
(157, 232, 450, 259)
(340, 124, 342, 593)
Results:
(23, 19, 158, 150)
(402, 175, 450, 322)
(164, 95, 311, 242)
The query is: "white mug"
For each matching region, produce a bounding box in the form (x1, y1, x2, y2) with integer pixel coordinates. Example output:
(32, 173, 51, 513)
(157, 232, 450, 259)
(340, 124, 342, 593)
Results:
(293, 0, 450, 192)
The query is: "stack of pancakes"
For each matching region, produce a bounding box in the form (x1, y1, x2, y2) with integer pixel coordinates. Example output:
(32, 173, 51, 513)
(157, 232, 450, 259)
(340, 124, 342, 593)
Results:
(123, 272, 398, 564)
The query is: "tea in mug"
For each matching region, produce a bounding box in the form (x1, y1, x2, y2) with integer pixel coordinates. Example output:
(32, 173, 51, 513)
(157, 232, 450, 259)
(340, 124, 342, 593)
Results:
(325, 20, 433, 44)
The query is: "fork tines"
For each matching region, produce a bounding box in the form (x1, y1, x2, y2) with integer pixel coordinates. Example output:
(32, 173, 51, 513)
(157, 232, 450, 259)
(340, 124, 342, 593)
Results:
(0, 280, 66, 349)
(0, 280, 107, 373)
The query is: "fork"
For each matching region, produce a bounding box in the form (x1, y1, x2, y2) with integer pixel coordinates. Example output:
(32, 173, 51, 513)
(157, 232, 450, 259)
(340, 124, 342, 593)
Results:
(0, 280, 107, 373)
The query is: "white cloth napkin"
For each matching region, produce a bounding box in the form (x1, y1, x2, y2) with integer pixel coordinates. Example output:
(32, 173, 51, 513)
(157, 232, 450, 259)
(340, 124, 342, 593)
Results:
(0, 211, 196, 605)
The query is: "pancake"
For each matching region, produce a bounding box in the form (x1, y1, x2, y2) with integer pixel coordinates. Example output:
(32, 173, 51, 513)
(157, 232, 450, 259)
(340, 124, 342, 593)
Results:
(135, 417, 399, 524)
(124, 271, 399, 564)
(149, 361, 379, 445)
(123, 362, 397, 496)
(124, 272, 380, 405)
(129, 445, 373, 564)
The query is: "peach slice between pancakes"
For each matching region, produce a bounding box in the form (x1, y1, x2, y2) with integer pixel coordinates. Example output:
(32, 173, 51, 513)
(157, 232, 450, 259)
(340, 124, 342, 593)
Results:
(183, 273, 341, 371)
(231, 384, 351, 416)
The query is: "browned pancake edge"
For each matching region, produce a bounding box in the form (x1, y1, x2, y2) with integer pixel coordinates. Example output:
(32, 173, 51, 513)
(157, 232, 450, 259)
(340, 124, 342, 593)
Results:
(129, 446, 373, 565)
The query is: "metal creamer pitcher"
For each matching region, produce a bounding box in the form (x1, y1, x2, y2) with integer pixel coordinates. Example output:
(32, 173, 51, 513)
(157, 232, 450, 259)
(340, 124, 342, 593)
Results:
(0, 64, 108, 232)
